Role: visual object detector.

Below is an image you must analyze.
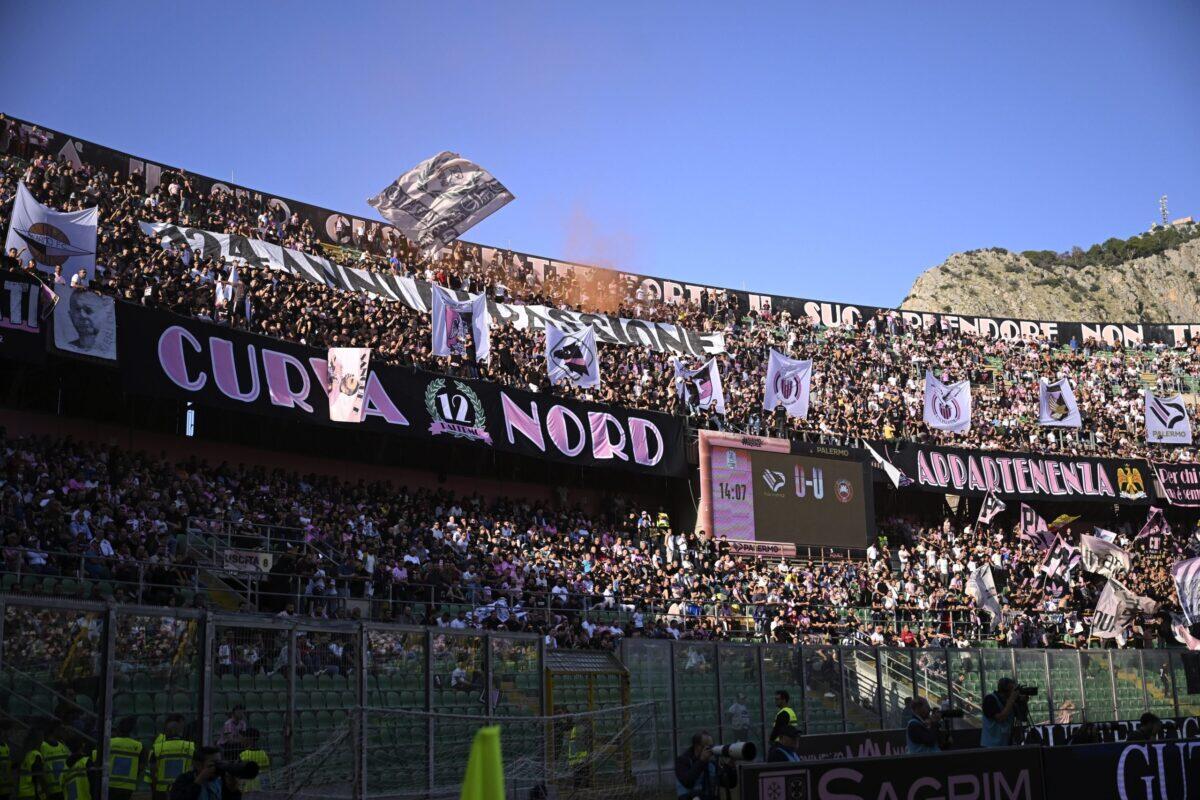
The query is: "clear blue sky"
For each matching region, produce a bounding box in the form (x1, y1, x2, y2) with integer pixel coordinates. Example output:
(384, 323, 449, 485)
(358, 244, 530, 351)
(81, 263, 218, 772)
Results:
(3, 1, 1198, 306)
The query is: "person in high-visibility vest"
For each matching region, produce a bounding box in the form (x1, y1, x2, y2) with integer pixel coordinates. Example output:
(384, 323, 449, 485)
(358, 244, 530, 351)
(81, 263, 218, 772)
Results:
(0, 721, 13, 800)
(144, 716, 193, 800)
(60, 745, 88, 800)
(15, 729, 45, 800)
(38, 728, 69, 800)
(105, 717, 143, 800)
(566, 719, 590, 788)
(770, 690, 798, 742)
(237, 729, 270, 794)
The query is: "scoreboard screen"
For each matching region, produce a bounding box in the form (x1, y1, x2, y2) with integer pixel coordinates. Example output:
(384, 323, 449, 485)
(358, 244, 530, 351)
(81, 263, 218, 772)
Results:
(706, 441, 874, 548)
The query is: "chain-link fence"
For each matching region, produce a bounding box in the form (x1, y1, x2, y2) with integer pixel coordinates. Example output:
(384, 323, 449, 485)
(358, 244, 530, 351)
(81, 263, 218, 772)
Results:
(0, 594, 1194, 799)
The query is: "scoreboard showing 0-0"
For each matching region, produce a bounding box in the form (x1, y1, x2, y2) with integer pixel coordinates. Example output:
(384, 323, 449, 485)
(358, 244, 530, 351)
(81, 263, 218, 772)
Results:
(700, 431, 874, 549)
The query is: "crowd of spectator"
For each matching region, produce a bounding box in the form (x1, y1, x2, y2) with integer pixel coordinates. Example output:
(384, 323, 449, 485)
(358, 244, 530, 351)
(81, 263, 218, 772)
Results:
(3, 137, 1200, 467)
(2, 429, 1194, 653)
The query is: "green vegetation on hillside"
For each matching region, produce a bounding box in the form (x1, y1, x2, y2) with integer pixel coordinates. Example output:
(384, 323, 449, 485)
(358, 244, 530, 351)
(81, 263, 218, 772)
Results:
(1020, 223, 1200, 270)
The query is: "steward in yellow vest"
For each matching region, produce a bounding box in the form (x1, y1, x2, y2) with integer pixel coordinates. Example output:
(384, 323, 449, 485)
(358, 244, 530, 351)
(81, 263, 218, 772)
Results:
(0, 730, 13, 800)
(145, 716, 194, 800)
(37, 730, 69, 800)
(771, 690, 798, 742)
(106, 717, 143, 800)
(237, 728, 270, 793)
(60, 749, 88, 800)
(15, 730, 45, 800)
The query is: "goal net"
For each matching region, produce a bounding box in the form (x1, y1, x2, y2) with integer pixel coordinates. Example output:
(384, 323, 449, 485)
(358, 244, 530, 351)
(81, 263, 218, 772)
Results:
(254, 703, 666, 800)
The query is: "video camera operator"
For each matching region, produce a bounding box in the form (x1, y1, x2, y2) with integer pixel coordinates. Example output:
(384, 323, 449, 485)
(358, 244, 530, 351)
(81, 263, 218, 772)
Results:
(981, 678, 1022, 747)
(905, 697, 942, 754)
(170, 745, 259, 800)
(675, 731, 737, 800)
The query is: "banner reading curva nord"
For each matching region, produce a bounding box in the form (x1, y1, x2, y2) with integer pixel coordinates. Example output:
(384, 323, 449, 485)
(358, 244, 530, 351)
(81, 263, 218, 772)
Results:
(115, 301, 685, 477)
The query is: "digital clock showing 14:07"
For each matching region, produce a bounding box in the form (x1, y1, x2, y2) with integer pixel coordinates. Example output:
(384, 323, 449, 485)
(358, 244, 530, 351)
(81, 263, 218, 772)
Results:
(717, 482, 747, 501)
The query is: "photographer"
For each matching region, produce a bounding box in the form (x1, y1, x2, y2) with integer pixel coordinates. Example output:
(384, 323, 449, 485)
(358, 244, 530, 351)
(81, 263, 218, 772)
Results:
(905, 697, 942, 754)
(1127, 713, 1163, 742)
(675, 732, 736, 800)
(170, 746, 247, 800)
(981, 678, 1020, 747)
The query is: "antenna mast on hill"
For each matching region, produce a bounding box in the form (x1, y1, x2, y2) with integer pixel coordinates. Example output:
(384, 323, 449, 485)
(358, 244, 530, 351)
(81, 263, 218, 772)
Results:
(1160, 195, 1169, 226)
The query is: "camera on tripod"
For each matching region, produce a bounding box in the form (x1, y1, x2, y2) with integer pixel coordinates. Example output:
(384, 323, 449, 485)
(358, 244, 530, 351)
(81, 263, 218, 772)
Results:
(1017, 685, 1038, 697)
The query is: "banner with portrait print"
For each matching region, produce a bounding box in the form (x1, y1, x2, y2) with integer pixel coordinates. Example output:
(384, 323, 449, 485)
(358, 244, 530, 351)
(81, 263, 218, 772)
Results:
(52, 286, 116, 360)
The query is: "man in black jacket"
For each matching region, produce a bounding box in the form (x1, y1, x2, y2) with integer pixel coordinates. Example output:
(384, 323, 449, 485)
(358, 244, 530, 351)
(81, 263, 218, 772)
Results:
(170, 746, 243, 800)
(675, 732, 736, 800)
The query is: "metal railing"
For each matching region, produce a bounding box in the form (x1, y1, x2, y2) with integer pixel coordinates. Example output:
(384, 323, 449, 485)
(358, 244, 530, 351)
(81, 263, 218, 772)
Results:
(2, 594, 1196, 799)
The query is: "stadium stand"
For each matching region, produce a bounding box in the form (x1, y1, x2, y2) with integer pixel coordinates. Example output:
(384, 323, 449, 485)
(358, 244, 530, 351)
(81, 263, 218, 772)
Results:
(2, 116, 1199, 798)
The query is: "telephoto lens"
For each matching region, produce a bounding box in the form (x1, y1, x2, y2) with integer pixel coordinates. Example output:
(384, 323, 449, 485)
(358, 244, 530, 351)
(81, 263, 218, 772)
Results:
(710, 742, 757, 761)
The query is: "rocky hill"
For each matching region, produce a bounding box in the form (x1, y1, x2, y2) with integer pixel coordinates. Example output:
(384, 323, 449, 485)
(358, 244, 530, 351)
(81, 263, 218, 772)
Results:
(900, 224, 1200, 322)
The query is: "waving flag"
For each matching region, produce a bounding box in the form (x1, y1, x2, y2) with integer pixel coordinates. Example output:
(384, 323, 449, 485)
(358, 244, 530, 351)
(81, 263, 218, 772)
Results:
(967, 565, 1002, 627)
(4, 182, 98, 280)
(923, 370, 971, 432)
(673, 358, 726, 414)
(1091, 578, 1156, 643)
(863, 441, 913, 489)
(1019, 504, 1055, 550)
(1135, 507, 1170, 542)
(1079, 535, 1132, 580)
(762, 349, 812, 419)
(545, 323, 600, 388)
(431, 285, 491, 362)
(976, 491, 1007, 526)
(1038, 378, 1081, 428)
(367, 152, 514, 257)
(1172, 557, 1200, 624)
(1145, 391, 1193, 445)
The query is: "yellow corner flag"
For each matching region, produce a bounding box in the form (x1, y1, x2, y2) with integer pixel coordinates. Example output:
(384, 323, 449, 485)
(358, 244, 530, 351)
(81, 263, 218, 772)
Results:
(461, 725, 504, 800)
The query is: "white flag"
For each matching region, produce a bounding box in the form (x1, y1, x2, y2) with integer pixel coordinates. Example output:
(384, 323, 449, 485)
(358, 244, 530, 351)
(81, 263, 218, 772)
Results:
(762, 349, 812, 419)
(545, 323, 600, 389)
(4, 182, 98, 280)
(1172, 557, 1200, 624)
(326, 347, 371, 423)
(673, 358, 726, 415)
(367, 152, 514, 256)
(1171, 613, 1200, 650)
(1091, 578, 1156, 641)
(1145, 391, 1193, 444)
(863, 441, 914, 489)
(1079, 534, 1132, 580)
(923, 370, 971, 432)
(430, 285, 491, 362)
(966, 565, 1002, 628)
(1038, 378, 1081, 428)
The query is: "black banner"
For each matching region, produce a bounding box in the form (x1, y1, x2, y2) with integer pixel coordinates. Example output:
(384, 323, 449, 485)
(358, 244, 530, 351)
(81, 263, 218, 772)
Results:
(740, 745, 1044, 800)
(0, 271, 46, 363)
(1041, 739, 1200, 800)
(7, 116, 1200, 350)
(114, 302, 685, 476)
(783, 714, 1200, 764)
(789, 726, 981, 761)
(879, 441, 1157, 505)
(1153, 462, 1200, 508)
